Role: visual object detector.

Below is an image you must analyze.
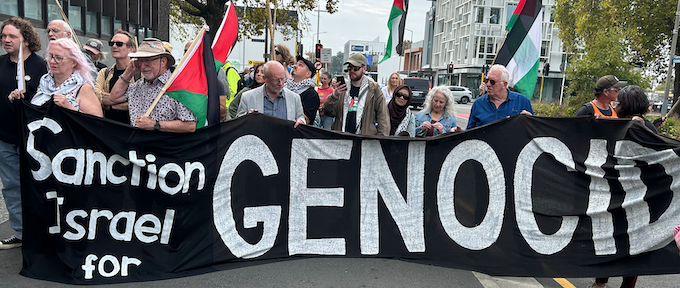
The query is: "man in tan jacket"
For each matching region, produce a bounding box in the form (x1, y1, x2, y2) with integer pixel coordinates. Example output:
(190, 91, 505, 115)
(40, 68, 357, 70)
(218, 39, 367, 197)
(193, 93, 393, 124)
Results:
(95, 30, 137, 124)
(322, 53, 389, 136)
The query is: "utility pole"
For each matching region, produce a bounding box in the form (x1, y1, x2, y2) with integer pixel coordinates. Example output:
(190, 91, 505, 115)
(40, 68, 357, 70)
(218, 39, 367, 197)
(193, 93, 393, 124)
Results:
(662, 0, 680, 116)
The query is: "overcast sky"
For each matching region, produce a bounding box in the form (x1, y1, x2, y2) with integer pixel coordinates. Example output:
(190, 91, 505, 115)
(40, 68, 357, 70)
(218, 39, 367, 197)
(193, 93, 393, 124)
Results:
(301, 0, 434, 55)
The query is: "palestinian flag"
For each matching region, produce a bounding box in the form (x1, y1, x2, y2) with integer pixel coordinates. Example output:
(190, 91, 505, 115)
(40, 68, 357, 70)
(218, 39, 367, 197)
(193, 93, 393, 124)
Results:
(165, 29, 221, 128)
(212, 1, 239, 69)
(379, 0, 408, 64)
(494, 0, 542, 99)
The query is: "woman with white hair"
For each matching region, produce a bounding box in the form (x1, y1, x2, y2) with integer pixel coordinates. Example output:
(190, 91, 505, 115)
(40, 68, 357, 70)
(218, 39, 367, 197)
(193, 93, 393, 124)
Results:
(415, 86, 462, 137)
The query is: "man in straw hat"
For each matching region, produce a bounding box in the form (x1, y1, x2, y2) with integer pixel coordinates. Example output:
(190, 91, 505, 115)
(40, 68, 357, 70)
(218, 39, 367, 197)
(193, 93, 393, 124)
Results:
(108, 38, 196, 133)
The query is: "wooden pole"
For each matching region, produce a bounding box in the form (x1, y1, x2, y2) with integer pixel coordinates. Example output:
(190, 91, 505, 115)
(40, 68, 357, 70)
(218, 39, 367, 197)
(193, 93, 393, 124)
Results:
(53, 0, 81, 47)
(144, 27, 207, 117)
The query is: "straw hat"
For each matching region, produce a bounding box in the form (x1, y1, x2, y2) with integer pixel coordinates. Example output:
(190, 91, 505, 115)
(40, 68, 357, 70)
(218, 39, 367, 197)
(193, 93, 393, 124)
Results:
(128, 38, 175, 66)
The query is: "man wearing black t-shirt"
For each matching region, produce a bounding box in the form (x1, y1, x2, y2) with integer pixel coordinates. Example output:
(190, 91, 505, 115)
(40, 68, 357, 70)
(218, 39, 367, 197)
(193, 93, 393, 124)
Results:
(97, 30, 137, 124)
(0, 17, 48, 249)
(321, 53, 389, 135)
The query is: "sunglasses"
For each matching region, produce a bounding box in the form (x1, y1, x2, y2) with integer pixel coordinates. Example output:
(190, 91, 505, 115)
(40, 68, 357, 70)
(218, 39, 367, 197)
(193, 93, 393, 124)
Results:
(109, 41, 127, 47)
(275, 50, 281, 55)
(483, 78, 498, 86)
(46, 28, 62, 34)
(394, 92, 410, 100)
(345, 65, 363, 72)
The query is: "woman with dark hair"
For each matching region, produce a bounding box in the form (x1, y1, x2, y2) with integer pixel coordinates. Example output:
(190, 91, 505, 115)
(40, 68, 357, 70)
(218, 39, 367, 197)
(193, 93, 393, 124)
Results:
(388, 84, 415, 136)
(317, 72, 335, 129)
(615, 85, 656, 132)
(589, 85, 650, 288)
(228, 63, 265, 118)
(274, 44, 295, 78)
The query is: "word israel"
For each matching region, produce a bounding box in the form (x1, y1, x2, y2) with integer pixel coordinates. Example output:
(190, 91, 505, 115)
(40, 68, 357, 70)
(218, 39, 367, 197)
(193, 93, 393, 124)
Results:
(25, 117, 206, 195)
(215, 136, 680, 258)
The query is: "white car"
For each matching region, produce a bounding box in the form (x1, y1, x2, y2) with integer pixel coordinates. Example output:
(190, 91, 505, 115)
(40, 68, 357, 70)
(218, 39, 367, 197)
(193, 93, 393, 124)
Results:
(447, 86, 473, 104)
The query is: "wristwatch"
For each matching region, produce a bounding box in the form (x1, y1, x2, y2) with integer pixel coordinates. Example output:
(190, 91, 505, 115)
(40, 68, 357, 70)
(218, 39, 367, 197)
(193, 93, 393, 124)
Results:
(154, 120, 161, 131)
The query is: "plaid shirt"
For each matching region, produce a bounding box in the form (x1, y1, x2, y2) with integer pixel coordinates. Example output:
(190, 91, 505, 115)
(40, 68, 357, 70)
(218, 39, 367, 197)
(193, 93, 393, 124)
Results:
(125, 70, 196, 126)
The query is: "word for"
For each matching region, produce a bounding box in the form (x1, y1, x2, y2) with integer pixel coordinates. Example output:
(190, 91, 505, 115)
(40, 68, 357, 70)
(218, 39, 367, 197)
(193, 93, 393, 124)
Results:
(81, 254, 141, 279)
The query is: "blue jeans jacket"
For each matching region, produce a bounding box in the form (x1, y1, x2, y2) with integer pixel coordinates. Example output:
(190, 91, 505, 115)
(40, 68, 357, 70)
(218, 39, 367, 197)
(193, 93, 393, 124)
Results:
(415, 110, 457, 137)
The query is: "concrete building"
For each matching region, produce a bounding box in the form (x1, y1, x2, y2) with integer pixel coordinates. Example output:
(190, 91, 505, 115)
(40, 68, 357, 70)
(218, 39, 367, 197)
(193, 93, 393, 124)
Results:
(429, 0, 565, 102)
(342, 39, 401, 86)
(0, 0, 169, 67)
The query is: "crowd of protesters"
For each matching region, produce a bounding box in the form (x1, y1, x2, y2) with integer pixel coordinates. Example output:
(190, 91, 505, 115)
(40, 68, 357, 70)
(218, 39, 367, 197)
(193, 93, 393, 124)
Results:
(0, 20, 665, 287)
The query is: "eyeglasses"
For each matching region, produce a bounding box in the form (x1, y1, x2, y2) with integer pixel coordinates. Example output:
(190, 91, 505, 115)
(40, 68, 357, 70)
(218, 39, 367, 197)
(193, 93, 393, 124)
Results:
(268, 77, 286, 84)
(46, 28, 62, 34)
(345, 65, 363, 72)
(275, 50, 281, 55)
(109, 41, 128, 47)
(483, 78, 499, 86)
(608, 87, 620, 92)
(45, 53, 68, 63)
(394, 92, 410, 100)
(138, 57, 161, 65)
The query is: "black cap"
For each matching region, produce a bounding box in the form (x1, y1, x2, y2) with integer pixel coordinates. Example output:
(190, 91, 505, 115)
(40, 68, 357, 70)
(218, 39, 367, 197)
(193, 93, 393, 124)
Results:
(595, 75, 627, 94)
(296, 55, 316, 78)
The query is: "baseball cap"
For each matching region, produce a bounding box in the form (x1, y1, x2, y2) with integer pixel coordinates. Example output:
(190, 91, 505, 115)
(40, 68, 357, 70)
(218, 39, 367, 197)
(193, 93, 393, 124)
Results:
(344, 53, 367, 67)
(595, 75, 627, 92)
(296, 55, 316, 78)
(83, 39, 103, 55)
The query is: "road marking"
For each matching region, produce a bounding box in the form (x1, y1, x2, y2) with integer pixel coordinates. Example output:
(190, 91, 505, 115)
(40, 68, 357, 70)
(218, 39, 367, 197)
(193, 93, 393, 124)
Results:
(554, 278, 577, 288)
(472, 271, 544, 287)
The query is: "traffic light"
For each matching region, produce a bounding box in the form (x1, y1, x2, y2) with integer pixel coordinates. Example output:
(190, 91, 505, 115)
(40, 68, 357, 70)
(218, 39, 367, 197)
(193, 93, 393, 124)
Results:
(543, 62, 550, 76)
(447, 63, 454, 74)
(315, 43, 323, 59)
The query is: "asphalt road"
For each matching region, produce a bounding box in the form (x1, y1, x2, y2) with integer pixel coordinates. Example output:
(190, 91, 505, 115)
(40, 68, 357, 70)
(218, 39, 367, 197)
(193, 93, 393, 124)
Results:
(1, 104, 680, 287)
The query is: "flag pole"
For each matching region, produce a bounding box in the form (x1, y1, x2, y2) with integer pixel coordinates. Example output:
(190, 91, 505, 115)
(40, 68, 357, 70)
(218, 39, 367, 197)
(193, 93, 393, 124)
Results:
(53, 0, 81, 47)
(144, 26, 207, 117)
(17, 39, 26, 93)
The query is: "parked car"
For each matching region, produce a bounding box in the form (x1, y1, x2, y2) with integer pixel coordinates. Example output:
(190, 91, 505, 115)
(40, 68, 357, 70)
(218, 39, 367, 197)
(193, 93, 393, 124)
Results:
(447, 86, 473, 104)
(402, 78, 431, 107)
(652, 97, 673, 112)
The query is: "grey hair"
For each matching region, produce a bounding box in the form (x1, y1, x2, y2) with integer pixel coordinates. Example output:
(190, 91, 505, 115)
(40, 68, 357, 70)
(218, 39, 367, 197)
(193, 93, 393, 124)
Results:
(50, 19, 72, 34)
(489, 64, 511, 83)
(422, 86, 456, 118)
(262, 60, 284, 78)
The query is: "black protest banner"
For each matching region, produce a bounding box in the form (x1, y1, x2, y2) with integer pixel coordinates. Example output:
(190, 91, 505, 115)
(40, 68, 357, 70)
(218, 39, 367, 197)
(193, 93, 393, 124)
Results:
(17, 102, 680, 284)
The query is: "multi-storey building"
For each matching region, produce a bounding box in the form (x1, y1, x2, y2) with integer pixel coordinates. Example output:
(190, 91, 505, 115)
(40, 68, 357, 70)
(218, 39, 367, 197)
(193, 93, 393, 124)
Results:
(429, 0, 565, 102)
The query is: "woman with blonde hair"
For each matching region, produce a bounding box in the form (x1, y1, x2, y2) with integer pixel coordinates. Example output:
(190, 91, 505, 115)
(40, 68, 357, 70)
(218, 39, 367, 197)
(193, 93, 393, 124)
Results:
(415, 86, 462, 137)
(10, 38, 102, 117)
(381, 72, 401, 103)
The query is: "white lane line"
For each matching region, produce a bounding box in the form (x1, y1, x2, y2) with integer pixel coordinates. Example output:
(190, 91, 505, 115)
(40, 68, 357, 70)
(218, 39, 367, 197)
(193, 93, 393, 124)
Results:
(472, 271, 544, 288)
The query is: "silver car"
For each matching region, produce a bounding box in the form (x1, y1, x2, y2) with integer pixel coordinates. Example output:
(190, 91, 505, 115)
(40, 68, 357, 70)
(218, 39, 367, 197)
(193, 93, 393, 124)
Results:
(447, 86, 473, 104)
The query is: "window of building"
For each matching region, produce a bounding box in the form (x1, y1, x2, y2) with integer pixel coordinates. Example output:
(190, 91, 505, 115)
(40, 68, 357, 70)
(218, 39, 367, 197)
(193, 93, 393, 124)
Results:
(478, 36, 485, 53)
(0, 1, 18, 16)
(47, 1, 63, 21)
(490, 8, 500, 24)
(541, 40, 549, 57)
(24, 0, 42, 20)
(476, 7, 484, 23)
(101, 15, 112, 36)
(86, 11, 98, 35)
(68, 5, 82, 31)
(113, 19, 122, 33)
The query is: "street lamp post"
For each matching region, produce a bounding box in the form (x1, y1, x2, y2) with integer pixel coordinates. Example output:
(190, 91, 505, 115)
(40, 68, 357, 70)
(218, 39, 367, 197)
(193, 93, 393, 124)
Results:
(405, 28, 413, 75)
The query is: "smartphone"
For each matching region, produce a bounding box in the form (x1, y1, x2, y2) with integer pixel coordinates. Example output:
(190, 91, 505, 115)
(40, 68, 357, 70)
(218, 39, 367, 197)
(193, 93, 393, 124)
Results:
(336, 76, 346, 86)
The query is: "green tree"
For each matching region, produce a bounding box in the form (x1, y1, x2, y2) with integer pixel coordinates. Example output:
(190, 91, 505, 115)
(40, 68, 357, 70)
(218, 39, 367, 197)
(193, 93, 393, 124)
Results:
(554, 0, 676, 110)
(171, 0, 338, 55)
(330, 51, 344, 76)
